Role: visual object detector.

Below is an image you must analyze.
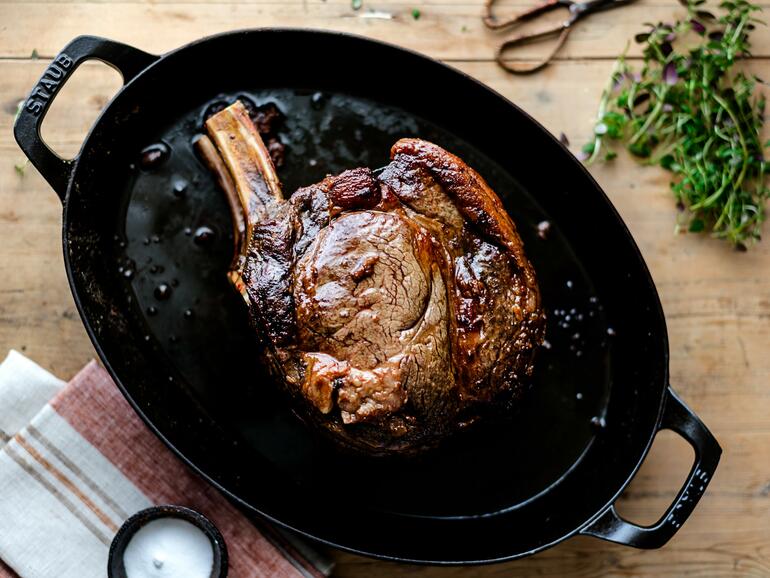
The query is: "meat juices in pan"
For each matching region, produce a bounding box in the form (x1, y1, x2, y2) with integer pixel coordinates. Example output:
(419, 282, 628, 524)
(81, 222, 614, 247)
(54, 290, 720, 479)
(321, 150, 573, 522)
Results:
(196, 101, 545, 455)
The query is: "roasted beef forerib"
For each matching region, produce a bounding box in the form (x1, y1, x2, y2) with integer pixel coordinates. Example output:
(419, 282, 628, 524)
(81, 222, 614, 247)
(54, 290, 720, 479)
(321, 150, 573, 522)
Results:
(196, 101, 545, 455)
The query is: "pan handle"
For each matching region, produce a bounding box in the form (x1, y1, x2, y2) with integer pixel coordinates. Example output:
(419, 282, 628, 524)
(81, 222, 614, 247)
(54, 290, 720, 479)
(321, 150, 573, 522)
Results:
(13, 35, 158, 200)
(579, 386, 721, 549)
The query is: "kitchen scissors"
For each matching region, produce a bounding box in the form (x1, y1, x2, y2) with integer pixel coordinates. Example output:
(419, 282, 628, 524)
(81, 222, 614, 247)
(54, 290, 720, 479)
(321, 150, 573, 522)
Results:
(483, 0, 638, 74)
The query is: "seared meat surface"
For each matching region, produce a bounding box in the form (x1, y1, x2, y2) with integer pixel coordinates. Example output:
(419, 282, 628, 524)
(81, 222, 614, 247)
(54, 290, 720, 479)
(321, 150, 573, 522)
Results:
(197, 101, 545, 455)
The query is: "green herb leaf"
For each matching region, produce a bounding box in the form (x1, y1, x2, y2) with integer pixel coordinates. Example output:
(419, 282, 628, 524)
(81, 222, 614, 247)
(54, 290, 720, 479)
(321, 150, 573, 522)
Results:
(30, 48, 39, 59)
(689, 218, 706, 232)
(352, 0, 362, 10)
(412, 8, 421, 20)
(13, 100, 24, 124)
(629, 141, 652, 158)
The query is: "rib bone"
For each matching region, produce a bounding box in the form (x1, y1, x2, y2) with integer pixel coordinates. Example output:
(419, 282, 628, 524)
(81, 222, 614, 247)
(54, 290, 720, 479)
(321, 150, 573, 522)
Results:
(195, 101, 282, 298)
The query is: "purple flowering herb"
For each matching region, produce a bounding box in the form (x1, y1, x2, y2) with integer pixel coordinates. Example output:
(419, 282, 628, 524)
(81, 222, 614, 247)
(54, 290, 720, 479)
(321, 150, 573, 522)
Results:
(664, 62, 679, 85)
(691, 19, 706, 35)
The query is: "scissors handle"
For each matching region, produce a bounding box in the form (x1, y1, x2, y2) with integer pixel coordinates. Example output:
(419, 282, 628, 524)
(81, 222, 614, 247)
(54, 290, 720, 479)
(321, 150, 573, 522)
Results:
(483, 0, 570, 30)
(495, 24, 571, 74)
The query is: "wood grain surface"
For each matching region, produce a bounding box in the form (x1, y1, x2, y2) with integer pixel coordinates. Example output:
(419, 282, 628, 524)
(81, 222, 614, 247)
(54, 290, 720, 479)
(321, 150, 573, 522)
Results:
(0, 0, 768, 575)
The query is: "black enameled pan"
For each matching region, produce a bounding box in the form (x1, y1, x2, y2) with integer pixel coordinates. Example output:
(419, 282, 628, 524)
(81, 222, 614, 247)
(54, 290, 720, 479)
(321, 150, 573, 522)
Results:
(14, 32, 721, 564)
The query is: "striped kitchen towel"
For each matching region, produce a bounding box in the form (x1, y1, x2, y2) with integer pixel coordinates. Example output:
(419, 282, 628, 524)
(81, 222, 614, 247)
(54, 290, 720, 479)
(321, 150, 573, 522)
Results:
(0, 351, 333, 578)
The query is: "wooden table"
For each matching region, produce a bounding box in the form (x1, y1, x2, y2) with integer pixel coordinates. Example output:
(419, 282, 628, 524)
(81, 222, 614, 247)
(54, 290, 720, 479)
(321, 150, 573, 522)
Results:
(1, 0, 768, 575)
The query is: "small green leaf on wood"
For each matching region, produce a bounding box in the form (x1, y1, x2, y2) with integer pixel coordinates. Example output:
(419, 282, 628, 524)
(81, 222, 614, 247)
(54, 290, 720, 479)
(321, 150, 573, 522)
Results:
(14, 100, 24, 123)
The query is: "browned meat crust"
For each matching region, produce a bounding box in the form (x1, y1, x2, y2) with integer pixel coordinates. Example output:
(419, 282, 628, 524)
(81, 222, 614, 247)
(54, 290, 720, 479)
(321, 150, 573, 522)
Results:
(201, 101, 545, 455)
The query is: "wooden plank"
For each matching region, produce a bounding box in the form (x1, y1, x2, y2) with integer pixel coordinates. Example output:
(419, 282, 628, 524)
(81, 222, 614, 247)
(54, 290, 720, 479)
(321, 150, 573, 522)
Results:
(1, 1, 770, 60)
(2, 0, 769, 7)
(330, 534, 770, 576)
(3, 57, 767, 162)
(0, 0, 743, 4)
(1, 54, 769, 578)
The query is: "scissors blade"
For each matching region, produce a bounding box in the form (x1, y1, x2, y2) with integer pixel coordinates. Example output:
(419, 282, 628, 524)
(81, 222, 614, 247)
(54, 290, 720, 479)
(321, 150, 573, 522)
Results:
(570, 0, 638, 19)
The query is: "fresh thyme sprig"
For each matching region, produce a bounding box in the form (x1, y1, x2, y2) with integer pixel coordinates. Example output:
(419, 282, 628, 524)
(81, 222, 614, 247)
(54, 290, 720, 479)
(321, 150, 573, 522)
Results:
(583, 0, 769, 249)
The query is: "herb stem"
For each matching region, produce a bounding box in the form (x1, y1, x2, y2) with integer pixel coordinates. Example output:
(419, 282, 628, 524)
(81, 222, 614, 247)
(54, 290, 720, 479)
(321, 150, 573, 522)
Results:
(714, 92, 750, 191)
(629, 88, 668, 145)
